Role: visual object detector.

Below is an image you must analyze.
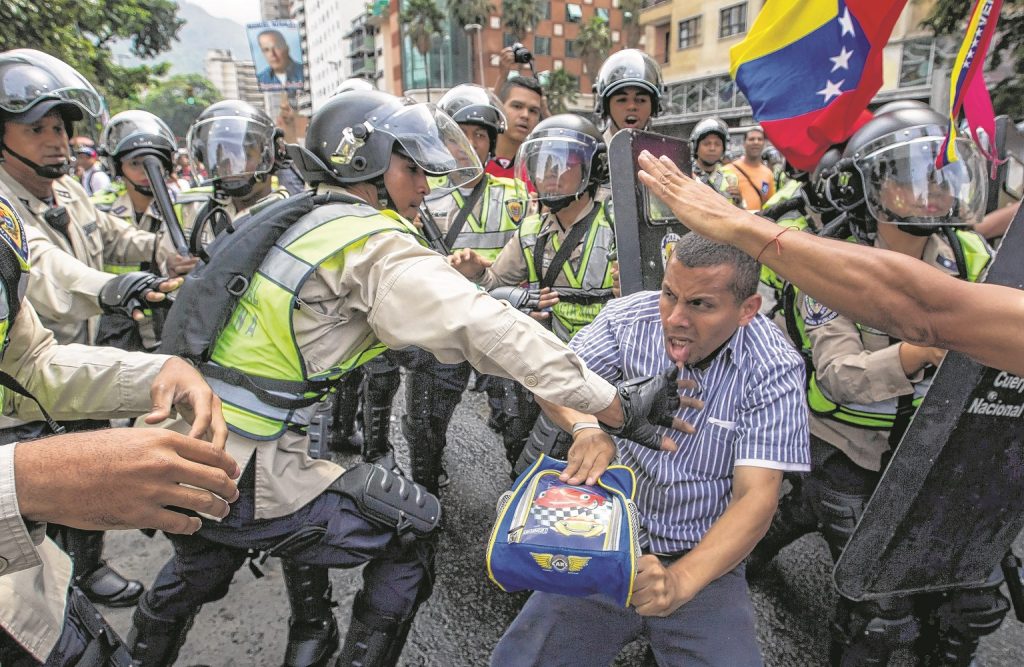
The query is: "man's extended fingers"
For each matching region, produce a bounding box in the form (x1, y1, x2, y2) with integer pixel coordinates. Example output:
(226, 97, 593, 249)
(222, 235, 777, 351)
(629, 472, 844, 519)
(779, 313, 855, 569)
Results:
(172, 432, 242, 481)
(671, 417, 696, 435)
(162, 483, 232, 520)
(157, 278, 184, 293)
(149, 508, 203, 536)
(659, 435, 679, 452)
(680, 395, 704, 411)
(176, 457, 240, 502)
(144, 291, 168, 303)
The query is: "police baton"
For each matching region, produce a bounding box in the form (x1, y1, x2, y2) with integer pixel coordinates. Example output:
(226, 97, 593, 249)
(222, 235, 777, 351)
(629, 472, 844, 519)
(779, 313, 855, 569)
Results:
(141, 155, 190, 257)
(418, 205, 452, 256)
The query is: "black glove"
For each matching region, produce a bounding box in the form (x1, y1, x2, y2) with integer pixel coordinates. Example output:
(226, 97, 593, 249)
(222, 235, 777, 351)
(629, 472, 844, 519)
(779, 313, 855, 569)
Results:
(98, 272, 170, 317)
(600, 366, 680, 451)
(488, 285, 543, 313)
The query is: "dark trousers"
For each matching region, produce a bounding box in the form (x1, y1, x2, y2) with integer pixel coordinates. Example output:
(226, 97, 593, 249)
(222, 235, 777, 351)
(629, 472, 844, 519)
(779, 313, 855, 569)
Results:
(144, 463, 432, 624)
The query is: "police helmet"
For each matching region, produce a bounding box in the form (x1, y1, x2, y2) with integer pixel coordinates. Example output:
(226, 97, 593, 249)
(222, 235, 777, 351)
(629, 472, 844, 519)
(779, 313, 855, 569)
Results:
(438, 84, 507, 157)
(187, 100, 277, 197)
(335, 78, 376, 95)
(821, 107, 987, 238)
(872, 99, 930, 116)
(513, 114, 607, 212)
(592, 49, 665, 119)
(99, 110, 177, 176)
(291, 90, 481, 193)
(690, 117, 728, 158)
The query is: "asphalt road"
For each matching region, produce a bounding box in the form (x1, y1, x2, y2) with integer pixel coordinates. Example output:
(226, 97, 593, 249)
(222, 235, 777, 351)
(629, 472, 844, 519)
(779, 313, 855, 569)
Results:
(101, 382, 1024, 666)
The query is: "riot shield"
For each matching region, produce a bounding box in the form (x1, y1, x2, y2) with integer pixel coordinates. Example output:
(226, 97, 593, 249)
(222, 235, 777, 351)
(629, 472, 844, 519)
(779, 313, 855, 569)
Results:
(986, 115, 1024, 214)
(608, 130, 690, 295)
(834, 202, 1024, 601)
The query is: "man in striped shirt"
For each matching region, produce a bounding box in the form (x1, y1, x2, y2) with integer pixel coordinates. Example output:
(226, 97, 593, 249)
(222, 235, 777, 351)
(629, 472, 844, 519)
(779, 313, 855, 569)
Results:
(491, 233, 810, 666)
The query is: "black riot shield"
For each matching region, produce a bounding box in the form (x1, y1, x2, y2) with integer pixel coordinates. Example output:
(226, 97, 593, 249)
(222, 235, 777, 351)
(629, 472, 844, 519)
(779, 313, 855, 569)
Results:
(834, 203, 1024, 601)
(986, 115, 1024, 214)
(609, 130, 691, 295)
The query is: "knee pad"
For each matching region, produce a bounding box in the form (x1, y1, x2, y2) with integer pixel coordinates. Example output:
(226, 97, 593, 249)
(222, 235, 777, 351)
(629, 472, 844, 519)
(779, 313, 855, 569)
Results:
(330, 463, 441, 541)
(816, 486, 870, 561)
(834, 596, 919, 659)
(929, 577, 1011, 642)
(513, 413, 571, 477)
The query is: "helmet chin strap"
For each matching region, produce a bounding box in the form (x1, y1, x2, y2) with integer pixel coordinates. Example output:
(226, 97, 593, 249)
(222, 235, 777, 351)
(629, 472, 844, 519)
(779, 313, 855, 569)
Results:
(2, 143, 70, 179)
(126, 178, 153, 197)
(540, 191, 582, 214)
(374, 177, 393, 211)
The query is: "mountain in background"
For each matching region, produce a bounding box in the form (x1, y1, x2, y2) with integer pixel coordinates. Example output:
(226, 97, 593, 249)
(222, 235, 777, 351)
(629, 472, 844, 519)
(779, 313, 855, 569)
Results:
(111, 1, 254, 75)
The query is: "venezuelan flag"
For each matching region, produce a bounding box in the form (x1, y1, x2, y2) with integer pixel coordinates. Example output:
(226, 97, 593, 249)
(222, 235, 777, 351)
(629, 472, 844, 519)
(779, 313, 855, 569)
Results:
(730, 0, 908, 171)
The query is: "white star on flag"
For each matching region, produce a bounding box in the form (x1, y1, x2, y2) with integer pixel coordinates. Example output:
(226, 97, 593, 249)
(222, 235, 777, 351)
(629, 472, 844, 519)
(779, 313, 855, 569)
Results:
(817, 79, 845, 103)
(830, 46, 853, 72)
(838, 8, 855, 37)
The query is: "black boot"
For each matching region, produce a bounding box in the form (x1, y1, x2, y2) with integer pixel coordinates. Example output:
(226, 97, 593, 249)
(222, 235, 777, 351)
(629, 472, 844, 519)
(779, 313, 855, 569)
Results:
(128, 594, 195, 666)
(328, 371, 364, 454)
(334, 593, 414, 667)
(282, 561, 339, 667)
(403, 413, 441, 495)
(57, 526, 144, 608)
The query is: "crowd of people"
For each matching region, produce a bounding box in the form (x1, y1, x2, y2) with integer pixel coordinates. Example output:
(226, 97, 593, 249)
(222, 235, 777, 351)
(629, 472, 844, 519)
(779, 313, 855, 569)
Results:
(0, 40, 1020, 667)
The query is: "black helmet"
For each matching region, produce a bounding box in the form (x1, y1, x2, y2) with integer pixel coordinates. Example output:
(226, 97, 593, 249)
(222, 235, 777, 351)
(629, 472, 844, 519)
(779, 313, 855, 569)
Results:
(187, 100, 277, 198)
(0, 49, 105, 179)
(593, 49, 665, 119)
(290, 90, 481, 192)
(690, 117, 728, 158)
(872, 99, 930, 116)
(99, 110, 177, 176)
(334, 78, 376, 95)
(438, 84, 506, 157)
(821, 107, 987, 238)
(514, 114, 607, 212)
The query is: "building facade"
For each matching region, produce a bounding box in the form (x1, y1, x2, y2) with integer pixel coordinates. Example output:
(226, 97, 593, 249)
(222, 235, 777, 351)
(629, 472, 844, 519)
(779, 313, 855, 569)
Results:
(204, 49, 264, 109)
(638, 0, 946, 140)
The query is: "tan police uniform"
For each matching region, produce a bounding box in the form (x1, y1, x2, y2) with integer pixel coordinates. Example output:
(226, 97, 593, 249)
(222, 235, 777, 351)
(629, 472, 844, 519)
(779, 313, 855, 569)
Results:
(0, 299, 170, 660)
(800, 234, 963, 471)
(160, 185, 617, 520)
(0, 165, 160, 345)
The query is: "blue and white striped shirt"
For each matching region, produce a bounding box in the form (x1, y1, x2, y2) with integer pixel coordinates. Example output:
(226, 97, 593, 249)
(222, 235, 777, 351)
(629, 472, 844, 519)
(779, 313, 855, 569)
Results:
(570, 291, 810, 553)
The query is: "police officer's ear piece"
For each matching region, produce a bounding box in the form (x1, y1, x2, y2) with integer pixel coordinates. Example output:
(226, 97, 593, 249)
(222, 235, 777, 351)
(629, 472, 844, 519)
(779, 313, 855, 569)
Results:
(332, 123, 371, 171)
(821, 158, 863, 212)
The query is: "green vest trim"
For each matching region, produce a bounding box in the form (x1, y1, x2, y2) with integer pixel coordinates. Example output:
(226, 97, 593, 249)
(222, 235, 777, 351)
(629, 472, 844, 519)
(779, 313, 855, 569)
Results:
(519, 203, 615, 342)
(206, 203, 423, 439)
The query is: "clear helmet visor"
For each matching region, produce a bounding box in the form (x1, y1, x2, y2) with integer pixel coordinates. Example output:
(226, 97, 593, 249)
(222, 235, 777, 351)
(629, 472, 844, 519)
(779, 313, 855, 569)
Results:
(0, 49, 104, 119)
(188, 115, 275, 184)
(104, 111, 176, 157)
(513, 131, 596, 202)
(374, 103, 482, 192)
(860, 136, 987, 227)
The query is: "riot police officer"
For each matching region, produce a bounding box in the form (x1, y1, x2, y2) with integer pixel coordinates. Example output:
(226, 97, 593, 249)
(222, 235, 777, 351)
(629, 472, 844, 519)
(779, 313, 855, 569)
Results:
(451, 114, 616, 475)
(689, 116, 742, 206)
(133, 90, 673, 667)
(747, 107, 1008, 667)
(592, 48, 666, 145)
(0, 48, 183, 609)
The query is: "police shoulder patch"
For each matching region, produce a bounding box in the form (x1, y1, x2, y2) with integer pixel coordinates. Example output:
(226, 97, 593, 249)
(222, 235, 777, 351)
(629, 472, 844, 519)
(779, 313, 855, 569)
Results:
(802, 294, 838, 327)
(505, 199, 525, 225)
(0, 194, 29, 269)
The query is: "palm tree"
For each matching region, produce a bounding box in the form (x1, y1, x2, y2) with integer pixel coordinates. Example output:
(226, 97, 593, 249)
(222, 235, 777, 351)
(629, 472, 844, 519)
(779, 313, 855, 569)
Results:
(543, 69, 579, 114)
(451, 0, 494, 85)
(502, 0, 541, 42)
(618, 0, 643, 47)
(400, 0, 445, 99)
(576, 15, 612, 77)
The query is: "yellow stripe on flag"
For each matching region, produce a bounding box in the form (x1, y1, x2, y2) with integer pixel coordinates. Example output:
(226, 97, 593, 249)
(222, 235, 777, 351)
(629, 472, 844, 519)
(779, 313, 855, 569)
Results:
(729, 0, 839, 78)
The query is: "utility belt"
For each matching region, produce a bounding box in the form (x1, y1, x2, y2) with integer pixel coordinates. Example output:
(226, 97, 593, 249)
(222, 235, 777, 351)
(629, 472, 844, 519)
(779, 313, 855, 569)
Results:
(553, 292, 613, 306)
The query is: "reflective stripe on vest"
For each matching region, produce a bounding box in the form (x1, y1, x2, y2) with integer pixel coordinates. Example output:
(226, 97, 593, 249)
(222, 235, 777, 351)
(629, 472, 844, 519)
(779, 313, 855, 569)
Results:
(519, 203, 615, 342)
(449, 176, 520, 261)
(800, 231, 991, 429)
(207, 203, 422, 439)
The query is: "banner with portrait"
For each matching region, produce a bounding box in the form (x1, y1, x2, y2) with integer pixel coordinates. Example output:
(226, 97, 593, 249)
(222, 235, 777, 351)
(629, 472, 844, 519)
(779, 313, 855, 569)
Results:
(246, 20, 304, 92)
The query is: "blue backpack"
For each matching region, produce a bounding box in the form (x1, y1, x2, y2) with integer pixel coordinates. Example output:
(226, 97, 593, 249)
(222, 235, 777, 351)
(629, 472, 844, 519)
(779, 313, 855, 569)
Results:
(486, 454, 641, 607)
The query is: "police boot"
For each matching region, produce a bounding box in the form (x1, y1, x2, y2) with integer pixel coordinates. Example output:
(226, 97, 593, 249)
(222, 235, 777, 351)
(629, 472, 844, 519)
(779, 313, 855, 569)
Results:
(60, 526, 145, 608)
(282, 561, 340, 667)
(830, 596, 919, 667)
(334, 593, 414, 667)
(403, 413, 441, 495)
(360, 363, 400, 467)
(919, 574, 1010, 667)
(745, 474, 817, 578)
(128, 594, 195, 666)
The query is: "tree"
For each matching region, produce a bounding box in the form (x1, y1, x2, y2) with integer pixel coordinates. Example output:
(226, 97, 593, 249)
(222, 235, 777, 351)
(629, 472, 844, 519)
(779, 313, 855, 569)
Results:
(923, 0, 1024, 118)
(450, 0, 494, 86)
(577, 15, 612, 77)
(0, 0, 183, 118)
(138, 74, 220, 140)
(503, 0, 541, 42)
(618, 0, 644, 46)
(400, 0, 446, 99)
(543, 69, 579, 114)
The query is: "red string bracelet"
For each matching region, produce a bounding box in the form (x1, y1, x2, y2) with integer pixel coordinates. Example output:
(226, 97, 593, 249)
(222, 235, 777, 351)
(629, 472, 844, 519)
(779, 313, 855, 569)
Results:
(755, 227, 792, 263)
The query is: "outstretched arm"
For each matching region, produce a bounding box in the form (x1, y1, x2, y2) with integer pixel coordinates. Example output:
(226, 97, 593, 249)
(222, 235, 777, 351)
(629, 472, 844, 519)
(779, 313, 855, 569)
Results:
(637, 152, 1024, 375)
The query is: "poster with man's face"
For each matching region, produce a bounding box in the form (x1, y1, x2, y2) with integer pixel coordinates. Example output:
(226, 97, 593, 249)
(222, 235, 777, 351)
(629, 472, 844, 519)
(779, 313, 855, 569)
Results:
(247, 20, 304, 92)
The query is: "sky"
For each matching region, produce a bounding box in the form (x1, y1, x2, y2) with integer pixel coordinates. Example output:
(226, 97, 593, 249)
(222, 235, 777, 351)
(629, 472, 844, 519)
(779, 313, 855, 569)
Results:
(189, 0, 262, 26)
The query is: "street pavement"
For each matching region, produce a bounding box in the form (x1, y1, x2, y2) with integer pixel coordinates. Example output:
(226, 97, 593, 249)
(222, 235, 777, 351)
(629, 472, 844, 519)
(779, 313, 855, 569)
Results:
(102, 381, 1024, 665)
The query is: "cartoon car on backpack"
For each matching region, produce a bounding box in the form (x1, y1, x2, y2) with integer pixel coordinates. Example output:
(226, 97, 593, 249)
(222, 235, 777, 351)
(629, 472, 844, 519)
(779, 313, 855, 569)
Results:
(535, 485, 606, 511)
